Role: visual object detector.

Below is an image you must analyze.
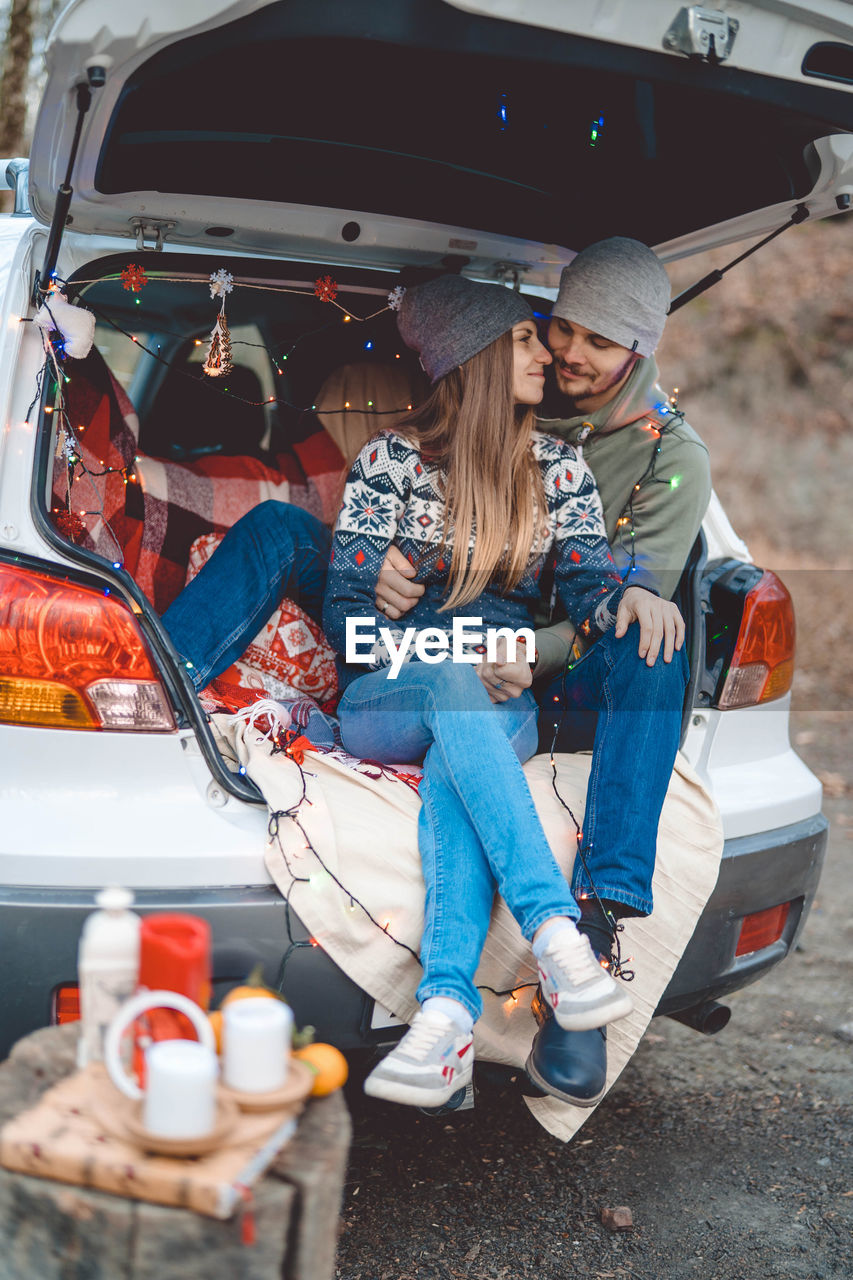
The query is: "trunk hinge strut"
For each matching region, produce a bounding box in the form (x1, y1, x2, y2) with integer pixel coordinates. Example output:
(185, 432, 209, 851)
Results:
(669, 203, 810, 314)
(34, 77, 99, 301)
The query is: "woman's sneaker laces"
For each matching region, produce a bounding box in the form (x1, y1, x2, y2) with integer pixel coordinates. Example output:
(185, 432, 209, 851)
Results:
(535, 923, 633, 1031)
(363, 1009, 474, 1107)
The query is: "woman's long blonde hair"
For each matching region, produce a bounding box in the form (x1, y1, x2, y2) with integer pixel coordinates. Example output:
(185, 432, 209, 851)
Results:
(395, 330, 546, 611)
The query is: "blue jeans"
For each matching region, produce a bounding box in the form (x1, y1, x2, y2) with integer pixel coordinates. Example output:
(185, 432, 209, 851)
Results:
(161, 501, 331, 690)
(337, 662, 580, 1021)
(537, 626, 689, 916)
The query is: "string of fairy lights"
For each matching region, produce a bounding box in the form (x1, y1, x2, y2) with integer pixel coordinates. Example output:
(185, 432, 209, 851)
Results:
(34, 292, 133, 563)
(262, 722, 542, 1010)
(257, 683, 639, 1002)
(67, 265, 407, 397)
(615, 391, 686, 578)
(85, 302, 416, 415)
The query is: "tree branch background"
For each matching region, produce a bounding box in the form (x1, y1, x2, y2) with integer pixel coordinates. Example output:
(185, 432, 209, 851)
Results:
(0, 0, 62, 206)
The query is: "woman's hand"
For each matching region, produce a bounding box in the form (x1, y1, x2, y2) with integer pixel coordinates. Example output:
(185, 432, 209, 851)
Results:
(375, 545, 425, 619)
(477, 636, 533, 703)
(615, 586, 685, 666)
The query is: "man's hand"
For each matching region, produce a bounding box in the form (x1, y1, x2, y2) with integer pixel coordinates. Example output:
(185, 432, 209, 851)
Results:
(375, 545, 425, 618)
(478, 636, 533, 703)
(615, 586, 685, 666)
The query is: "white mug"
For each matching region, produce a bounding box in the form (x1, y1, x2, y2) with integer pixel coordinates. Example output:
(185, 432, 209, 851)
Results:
(223, 997, 292, 1094)
(143, 1038, 218, 1138)
(104, 988, 216, 1111)
(103, 988, 218, 1135)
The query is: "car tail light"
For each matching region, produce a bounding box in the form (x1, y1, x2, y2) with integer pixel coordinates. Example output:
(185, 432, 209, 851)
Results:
(735, 902, 791, 956)
(716, 570, 795, 710)
(51, 984, 81, 1024)
(0, 561, 175, 731)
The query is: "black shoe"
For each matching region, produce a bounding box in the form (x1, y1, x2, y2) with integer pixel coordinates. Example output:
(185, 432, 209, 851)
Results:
(524, 987, 607, 1107)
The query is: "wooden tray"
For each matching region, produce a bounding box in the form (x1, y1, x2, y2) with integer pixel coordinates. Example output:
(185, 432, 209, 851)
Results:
(220, 1057, 315, 1112)
(91, 1091, 240, 1158)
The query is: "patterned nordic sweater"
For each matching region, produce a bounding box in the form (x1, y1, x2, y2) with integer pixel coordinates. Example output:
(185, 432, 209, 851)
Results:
(322, 430, 624, 685)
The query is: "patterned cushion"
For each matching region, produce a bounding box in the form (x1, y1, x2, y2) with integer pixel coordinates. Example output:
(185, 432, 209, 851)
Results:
(186, 532, 338, 708)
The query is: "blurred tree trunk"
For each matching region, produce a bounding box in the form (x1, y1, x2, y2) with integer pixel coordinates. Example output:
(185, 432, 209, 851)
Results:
(0, 0, 34, 155)
(0, 0, 34, 211)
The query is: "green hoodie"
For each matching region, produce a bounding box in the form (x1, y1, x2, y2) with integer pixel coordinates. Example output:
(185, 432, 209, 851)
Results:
(533, 356, 711, 680)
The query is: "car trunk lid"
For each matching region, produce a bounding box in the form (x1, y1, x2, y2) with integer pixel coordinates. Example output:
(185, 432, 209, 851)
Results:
(27, 0, 853, 284)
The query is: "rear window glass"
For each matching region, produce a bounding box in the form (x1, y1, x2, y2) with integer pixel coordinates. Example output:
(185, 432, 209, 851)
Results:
(78, 258, 429, 464)
(95, 1, 849, 250)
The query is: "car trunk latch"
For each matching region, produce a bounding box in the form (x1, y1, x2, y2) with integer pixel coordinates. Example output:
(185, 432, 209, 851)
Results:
(129, 219, 176, 252)
(663, 6, 739, 65)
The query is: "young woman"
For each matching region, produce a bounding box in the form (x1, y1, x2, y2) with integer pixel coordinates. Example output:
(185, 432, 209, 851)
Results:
(321, 275, 683, 1107)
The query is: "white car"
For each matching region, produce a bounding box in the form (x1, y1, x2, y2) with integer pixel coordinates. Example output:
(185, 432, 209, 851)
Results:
(0, 0, 848, 1062)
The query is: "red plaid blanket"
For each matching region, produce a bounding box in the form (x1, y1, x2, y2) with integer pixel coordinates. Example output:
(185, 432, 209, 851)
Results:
(53, 349, 346, 612)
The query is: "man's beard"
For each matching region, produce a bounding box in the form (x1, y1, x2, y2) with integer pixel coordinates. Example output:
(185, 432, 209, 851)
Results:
(561, 352, 638, 409)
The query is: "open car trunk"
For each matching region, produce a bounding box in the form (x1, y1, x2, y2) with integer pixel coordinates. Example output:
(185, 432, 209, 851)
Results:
(34, 245, 715, 812)
(29, 0, 853, 285)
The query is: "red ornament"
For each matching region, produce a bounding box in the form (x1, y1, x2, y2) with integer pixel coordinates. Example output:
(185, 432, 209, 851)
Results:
(314, 274, 338, 302)
(121, 264, 148, 293)
(55, 510, 87, 542)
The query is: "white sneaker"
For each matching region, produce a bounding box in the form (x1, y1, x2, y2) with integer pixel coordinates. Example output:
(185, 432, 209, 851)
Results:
(363, 1010, 474, 1107)
(537, 926, 633, 1031)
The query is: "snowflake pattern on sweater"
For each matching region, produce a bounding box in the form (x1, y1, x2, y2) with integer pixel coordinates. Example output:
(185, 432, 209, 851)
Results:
(322, 431, 623, 678)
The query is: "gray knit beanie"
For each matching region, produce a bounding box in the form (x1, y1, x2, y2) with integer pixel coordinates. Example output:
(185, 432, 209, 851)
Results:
(552, 237, 671, 357)
(397, 275, 533, 383)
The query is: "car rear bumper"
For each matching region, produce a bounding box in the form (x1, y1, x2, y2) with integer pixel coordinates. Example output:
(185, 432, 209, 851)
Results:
(657, 812, 829, 1016)
(0, 812, 828, 1059)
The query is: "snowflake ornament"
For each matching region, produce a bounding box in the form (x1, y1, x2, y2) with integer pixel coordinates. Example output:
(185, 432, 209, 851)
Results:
(209, 268, 234, 299)
(121, 264, 148, 293)
(387, 285, 406, 312)
(314, 274, 338, 303)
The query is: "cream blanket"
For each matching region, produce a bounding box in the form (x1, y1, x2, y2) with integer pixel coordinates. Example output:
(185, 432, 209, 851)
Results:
(212, 713, 724, 1142)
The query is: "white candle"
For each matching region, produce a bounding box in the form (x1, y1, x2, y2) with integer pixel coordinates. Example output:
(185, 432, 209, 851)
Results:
(223, 998, 292, 1093)
(143, 1039, 218, 1139)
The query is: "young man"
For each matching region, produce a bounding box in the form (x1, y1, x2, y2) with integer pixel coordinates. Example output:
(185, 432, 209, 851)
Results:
(374, 239, 711, 1107)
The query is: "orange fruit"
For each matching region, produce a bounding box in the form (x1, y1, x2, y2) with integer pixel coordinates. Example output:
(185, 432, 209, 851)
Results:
(220, 984, 279, 1009)
(293, 1043, 349, 1096)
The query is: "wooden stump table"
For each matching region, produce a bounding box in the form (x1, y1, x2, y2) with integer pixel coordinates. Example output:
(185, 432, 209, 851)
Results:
(0, 1024, 351, 1280)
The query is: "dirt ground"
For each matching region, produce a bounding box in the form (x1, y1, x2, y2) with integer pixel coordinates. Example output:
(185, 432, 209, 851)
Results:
(334, 710, 852, 1280)
(334, 223, 853, 1279)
